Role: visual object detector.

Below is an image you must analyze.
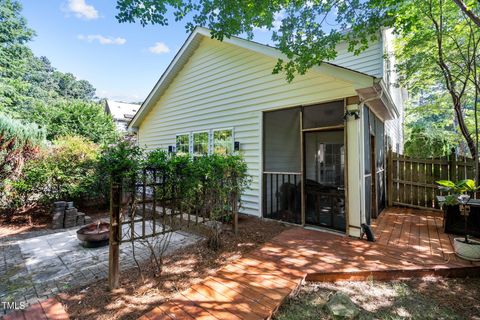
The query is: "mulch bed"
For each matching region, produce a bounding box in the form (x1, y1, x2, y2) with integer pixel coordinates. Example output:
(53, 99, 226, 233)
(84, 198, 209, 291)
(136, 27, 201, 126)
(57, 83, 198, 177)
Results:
(56, 215, 289, 320)
(0, 206, 109, 239)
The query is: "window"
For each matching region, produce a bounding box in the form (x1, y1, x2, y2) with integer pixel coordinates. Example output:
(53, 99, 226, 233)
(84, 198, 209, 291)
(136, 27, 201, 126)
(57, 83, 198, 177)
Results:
(193, 132, 209, 156)
(176, 134, 189, 154)
(213, 129, 233, 155)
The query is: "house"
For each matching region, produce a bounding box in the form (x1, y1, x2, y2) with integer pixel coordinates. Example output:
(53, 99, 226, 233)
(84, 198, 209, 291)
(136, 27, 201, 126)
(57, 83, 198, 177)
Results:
(128, 27, 406, 238)
(104, 100, 140, 132)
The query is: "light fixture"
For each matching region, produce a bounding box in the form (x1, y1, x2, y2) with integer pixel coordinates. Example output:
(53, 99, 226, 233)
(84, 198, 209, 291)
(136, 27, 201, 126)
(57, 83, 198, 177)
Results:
(343, 110, 360, 120)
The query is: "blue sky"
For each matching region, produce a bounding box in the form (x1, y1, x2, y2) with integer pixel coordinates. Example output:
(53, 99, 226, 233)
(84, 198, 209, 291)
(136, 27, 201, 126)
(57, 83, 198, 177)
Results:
(19, 0, 274, 102)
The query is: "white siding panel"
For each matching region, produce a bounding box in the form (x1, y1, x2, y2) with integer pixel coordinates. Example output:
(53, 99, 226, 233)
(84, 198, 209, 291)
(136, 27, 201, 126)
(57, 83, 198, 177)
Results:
(331, 40, 384, 78)
(138, 37, 357, 216)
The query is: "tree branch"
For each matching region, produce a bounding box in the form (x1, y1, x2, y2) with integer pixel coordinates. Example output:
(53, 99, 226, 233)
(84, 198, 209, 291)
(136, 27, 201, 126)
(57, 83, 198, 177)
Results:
(452, 0, 480, 28)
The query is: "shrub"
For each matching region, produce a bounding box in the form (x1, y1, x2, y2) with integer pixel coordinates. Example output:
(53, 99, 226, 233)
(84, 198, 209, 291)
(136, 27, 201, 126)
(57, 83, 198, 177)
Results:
(24, 99, 118, 143)
(10, 135, 100, 208)
(0, 113, 45, 208)
(98, 136, 143, 184)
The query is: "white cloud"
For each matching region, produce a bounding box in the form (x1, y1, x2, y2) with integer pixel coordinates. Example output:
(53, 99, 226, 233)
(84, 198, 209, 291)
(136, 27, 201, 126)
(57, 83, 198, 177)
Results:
(78, 34, 127, 45)
(65, 0, 99, 20)
(148, 42, 170, 54)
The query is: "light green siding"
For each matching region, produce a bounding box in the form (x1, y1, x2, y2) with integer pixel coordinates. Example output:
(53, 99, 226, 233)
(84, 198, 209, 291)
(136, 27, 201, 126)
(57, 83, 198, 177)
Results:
(138, 37, 357, 216)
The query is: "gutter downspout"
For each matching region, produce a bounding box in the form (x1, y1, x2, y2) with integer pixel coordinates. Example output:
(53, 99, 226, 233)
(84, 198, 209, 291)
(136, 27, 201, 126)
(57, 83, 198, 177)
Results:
(358, 87, 384, 235)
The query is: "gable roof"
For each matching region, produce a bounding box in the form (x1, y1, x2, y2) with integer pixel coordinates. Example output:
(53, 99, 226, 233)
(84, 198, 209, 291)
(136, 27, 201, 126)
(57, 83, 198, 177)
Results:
(105, 100, 140, 122)
(129, 27, 376, 130)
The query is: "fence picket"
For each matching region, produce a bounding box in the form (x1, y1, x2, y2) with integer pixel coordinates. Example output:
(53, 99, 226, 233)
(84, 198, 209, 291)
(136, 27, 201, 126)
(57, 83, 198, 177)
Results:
(388, 151, 477, 211)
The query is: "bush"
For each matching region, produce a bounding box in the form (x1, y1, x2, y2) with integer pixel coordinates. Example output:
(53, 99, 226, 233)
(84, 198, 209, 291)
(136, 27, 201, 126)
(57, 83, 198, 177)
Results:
(10, 135, 100, 208)
(24, 99, 118, 143)
(0, 113, 45, 207)
(98, 136, 143, 184)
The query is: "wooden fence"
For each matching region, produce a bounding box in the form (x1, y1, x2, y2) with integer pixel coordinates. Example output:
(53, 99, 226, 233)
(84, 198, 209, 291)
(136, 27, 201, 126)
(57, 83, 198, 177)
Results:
(387, 149, 476, 210)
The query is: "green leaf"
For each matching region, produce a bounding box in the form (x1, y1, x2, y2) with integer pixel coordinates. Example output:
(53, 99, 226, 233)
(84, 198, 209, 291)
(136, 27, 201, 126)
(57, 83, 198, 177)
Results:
(436, 180, 455, 188)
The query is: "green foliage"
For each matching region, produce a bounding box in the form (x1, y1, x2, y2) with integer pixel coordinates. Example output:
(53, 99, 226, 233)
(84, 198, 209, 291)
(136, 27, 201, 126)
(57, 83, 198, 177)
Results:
(0, 0, 35, 111)
(115, 0, 405, 81)
(10, 136, 100, 208)
(143, 150, 250, 249)
(436, 178, 479, 242)
(0, 0, 97, 123)
(436, 178, 478, 208)
(116, 0, 480, 158)
(98, 137, 143, 183)
(404, 126, 456, 158)
(437, 179, 478, 198)
(20, 100, 118, 143)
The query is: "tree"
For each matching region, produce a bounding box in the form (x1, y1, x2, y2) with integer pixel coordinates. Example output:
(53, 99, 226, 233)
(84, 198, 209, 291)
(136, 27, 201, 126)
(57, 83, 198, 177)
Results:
(395, 0, 480, 159)
(116, 0, 480, 159)
(0, 112, 45, 207)
(452, 0, 480, 28)
(24, 100, 118, 144)
(0, 0, 35, 111)
(1, 0, 97, 116)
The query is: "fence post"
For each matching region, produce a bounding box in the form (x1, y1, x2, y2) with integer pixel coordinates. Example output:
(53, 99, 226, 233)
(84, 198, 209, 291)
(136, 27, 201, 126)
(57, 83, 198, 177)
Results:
(387, 147, 393, 207)
(109, 181, 121, 290)
(449, 147, 457, 181)
(232, 192, 238, 235)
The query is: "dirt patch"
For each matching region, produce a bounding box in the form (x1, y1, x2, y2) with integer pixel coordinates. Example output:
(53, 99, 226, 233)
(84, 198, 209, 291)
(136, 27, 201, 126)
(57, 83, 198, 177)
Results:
(56, 215, 289, 320)
(275, 277, 480, 320)
(0, 207, 109, 239)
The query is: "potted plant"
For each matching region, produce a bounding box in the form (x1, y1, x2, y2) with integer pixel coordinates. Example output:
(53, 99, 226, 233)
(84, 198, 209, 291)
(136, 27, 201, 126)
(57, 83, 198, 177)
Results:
(436, 179, 480, 261)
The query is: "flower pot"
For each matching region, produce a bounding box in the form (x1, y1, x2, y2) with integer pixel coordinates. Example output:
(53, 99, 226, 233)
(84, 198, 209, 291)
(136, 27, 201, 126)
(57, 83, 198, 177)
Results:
(453, 237, 480, 261)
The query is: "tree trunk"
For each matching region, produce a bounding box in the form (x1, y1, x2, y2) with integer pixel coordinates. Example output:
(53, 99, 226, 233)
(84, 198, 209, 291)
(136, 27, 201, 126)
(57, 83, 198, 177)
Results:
(452, 96, 477, 158)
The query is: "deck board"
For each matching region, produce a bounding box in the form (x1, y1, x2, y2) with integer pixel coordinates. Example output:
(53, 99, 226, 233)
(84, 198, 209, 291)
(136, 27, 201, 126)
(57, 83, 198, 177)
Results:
(140, 207, 480, 320)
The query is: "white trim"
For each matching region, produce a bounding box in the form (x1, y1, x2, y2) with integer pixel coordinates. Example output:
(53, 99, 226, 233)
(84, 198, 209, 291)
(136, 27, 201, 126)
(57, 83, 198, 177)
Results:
(192, 131, 210, 156)
(212, 127, 235, 155)
(175, 132, 190, 154)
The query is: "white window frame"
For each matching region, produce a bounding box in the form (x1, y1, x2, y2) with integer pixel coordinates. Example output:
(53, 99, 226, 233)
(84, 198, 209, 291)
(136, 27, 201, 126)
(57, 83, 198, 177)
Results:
(175, 133, 190, 154)
(192, 130, 210, 156)
(175, 127, 235, 156)
(212, 127, 235, 155)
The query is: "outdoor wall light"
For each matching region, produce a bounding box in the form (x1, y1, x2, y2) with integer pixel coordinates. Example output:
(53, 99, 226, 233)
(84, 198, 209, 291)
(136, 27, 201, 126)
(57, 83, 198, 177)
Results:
(343, 110, 360, 120)
(168, 145, 176, 153)
(234, 141, 240, 151)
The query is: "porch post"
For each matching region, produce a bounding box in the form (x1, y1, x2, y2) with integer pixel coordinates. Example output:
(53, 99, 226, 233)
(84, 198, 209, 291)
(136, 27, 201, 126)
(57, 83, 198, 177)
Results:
(346, 99, 363, 238)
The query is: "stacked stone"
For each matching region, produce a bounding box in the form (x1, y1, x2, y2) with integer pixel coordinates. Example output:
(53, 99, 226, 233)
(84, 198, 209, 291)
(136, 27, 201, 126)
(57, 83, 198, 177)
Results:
(51, 201, 66, 229)
(76, 212, 85, 226)
(51, 201, 89, 229)
(84, 215, 93, 224)
(64, 205, 78, 228)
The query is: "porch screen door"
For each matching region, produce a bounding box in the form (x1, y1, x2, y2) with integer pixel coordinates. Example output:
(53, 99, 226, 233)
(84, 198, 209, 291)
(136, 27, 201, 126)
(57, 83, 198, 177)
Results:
(304, 130, 346, 231)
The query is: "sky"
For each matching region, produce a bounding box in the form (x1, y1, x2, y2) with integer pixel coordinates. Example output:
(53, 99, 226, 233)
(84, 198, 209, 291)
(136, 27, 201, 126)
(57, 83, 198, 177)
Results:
(19, 0, 274, 103)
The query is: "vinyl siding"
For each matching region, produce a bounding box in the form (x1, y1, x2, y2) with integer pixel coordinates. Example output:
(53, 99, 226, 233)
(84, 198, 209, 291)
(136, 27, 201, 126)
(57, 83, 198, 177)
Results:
(331, 40, 384, 78)
(138, 37, 358, 216)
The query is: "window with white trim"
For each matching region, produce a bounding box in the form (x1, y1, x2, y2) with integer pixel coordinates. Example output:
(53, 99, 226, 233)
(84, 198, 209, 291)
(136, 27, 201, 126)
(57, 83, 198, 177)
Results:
(213, 129, 233, 155)
(193, 132, 209, 156)
(176, 134, 189, 154)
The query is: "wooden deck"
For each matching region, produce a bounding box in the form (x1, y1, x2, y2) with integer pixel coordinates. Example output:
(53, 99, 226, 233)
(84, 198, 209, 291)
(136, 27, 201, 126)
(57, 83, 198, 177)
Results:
(2, 298, 69, 320)
(139, 207, 480, 319)
(371, 207, 460, 262)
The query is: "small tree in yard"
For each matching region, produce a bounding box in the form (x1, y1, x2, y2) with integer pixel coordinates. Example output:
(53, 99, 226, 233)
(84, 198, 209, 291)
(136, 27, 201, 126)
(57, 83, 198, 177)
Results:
(10, 135, 99, 210)
(0, 113, 45, 210)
